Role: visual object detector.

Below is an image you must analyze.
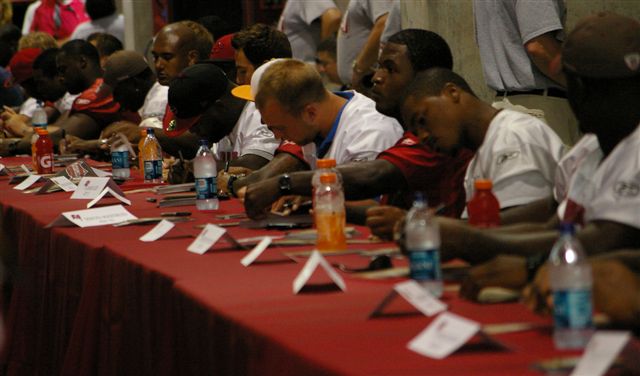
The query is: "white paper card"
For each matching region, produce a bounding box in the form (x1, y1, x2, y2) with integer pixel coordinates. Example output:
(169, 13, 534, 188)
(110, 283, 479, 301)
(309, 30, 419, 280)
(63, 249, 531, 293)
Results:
(187, 224, 226, 255)
(49, 176, 77, 192)
(570, 331, 631, 376)
(71, 177, 110, 199)
(86, 187, 131, 208)
(292, 250, 346, 294)
(407, 312, 480, 359)
(240, 237, 272, 266)
(91, 167, 112, 177)
(14, 174, 41, 190)
(60, 205, 137, 228)
(394, 280, 447, 317)
(20, 164, 32, 175)
(0, 163, 5, 172)
(139, 219, 175, 242)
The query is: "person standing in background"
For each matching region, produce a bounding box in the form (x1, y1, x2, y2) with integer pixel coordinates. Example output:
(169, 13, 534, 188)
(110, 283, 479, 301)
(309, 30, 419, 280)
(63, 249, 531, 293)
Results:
(337, 0, 391, 96)
(70, 0, 124, 43)
(29, 0, 89, 42)
(474, 0, 580, 145)
(278, 0, 341, 63)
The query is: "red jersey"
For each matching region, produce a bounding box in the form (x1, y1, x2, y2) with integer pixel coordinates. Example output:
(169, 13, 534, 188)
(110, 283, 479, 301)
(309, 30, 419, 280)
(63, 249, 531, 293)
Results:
(377, 131, 474, 218)
(71, 78, 121, 129)
(30, 0, 89, 40)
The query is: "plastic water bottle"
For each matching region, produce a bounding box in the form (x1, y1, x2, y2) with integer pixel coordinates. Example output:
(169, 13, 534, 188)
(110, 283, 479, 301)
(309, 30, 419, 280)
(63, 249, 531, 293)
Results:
(314, 172, 346, 251)
(34, 128, 54, 174)
(111, 138, 130, 179)
(405, 193, 443, 297)
(548, 222, 593, 349)
(141, 128, 163, 183)
(32, 101, 48, 129)
(193, 140, 219, 210)
(467, 179, 500, 227)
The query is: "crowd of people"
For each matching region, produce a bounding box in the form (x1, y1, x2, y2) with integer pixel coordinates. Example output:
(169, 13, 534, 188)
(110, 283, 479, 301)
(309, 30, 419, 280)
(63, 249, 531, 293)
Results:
(0, 0, 639, 330)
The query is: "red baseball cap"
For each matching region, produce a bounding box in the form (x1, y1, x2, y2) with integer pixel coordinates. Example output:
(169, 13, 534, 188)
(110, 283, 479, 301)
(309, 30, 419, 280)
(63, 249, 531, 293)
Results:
(210, 33, 235, 61)
(8, 48, 42, 84)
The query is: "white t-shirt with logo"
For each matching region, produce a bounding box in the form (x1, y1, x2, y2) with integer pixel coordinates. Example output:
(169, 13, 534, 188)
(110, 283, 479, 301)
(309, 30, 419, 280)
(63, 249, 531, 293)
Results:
(464, 109, 567, 214)
(299, 91, 403, 169)
(556, 126, 640, 229)
(211, 101, 280, 161)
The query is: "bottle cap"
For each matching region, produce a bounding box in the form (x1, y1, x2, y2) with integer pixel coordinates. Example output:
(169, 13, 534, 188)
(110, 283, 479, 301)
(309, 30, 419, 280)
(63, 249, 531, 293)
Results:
(316, 159, 336, 169)
(474, 179, 493, 190)
(36, 128, 48, 136)
(146, 128, 154, 135)
(319, 172, 337, 184)
(199, 139, 208, 146)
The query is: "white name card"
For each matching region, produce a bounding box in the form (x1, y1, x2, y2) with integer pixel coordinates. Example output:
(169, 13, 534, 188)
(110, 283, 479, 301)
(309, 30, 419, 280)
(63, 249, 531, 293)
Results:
(240, 237, 272, 266)
(395, 280, 447, 317)
(14, 174, 41, 190)
(407, 312, 480, 359)
(187, 224, 226, 255)
(72, 177, 112, 199)
(139, 219, 175, 242)
(292, 250, 346, 294)
(570, 331, 631, 376)
(49, 205, 137, 228)
(20, 164, 32, 175)
(49, 176, 77, 192)
(86, 187, 131, 208)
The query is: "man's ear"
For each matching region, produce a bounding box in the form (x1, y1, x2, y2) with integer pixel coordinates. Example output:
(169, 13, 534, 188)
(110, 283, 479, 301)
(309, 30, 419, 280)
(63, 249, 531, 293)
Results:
(442, 82, 461, 103)
(301, 103, 317, 123)
(187, 50, 199, 65)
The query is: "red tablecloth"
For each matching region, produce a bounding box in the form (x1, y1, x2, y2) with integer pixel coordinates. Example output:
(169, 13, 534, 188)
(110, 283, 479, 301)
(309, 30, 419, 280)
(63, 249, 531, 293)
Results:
(0, 157, 581, 375)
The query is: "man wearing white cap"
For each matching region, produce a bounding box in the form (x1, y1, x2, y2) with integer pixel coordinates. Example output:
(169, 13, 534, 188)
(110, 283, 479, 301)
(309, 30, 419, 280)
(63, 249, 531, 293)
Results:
(232, 58, 403, 218)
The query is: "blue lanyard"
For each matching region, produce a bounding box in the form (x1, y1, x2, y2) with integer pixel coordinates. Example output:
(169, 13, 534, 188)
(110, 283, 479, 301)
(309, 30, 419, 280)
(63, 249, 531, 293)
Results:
(315, 91, 354, 158)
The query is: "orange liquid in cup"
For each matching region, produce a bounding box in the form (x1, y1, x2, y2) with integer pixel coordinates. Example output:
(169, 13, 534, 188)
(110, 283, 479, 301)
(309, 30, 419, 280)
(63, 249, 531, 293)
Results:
(315, 211, 347, 252)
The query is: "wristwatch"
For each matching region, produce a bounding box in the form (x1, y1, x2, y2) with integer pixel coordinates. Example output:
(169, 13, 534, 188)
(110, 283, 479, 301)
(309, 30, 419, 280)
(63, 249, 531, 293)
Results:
(278, 174, 292, 196)
(227, 173, 244, 197)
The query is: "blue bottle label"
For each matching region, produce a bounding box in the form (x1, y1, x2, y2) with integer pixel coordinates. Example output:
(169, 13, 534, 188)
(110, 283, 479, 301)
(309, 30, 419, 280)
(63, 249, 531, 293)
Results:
(409, 249, 441, 281)
(144, 160, 162, 180)
(553, 289, 593, 329)
(195, 177, 217, 199)
(111, 151, 129, 169)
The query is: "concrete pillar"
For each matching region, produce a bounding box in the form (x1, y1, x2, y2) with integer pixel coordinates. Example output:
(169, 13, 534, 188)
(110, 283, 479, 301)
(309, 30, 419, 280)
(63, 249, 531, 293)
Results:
(121, 0, 154, 54)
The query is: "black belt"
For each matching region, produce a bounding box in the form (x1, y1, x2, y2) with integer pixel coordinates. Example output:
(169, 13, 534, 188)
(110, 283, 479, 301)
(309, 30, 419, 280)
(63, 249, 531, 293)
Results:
(495, 88, 567, 99)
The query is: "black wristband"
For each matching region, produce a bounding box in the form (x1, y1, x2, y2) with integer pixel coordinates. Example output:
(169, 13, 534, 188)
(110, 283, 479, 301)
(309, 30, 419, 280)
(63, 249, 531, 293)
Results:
(526, 252, 548, 282)
(227, 174, 239, 197)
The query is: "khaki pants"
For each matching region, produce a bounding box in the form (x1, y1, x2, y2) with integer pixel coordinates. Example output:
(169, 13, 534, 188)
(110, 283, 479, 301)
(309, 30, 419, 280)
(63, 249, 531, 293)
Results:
(493, 95, 581, 146)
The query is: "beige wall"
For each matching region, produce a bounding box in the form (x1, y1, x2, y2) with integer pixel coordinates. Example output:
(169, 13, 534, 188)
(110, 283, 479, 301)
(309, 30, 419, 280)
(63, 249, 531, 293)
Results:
(401, 0, 640, 101)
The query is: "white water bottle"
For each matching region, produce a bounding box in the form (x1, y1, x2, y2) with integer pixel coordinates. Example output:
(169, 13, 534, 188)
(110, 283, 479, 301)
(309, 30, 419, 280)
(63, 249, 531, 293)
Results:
(32, 101, 48, 129)
(111, 140, 130, 179)
(194, 140, 218, 210)
(404, 193, 443, 297)
(141, 128, 163, 183)
(548, 222, 593, 349)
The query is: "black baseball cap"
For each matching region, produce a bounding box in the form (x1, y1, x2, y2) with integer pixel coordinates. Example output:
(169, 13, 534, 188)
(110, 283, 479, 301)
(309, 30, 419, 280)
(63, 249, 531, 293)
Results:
(163, 62, 229, 137)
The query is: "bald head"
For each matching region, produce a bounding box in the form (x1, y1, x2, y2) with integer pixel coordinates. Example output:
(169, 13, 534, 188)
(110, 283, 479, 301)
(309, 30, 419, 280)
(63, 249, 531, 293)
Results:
(152, 21, 213, 85)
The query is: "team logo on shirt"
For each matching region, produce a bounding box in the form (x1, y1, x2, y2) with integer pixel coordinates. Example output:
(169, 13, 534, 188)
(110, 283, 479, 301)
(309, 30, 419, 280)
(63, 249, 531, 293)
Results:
(76, 98, 90, 105)
(400, 138, 417, 146)
(167, 119, 177, 131)
(496, 151, 520, 165)
(614, 181, 640, 197)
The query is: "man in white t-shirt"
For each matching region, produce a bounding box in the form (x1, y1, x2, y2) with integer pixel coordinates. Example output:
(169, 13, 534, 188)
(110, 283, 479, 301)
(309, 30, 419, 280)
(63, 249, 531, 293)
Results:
(427, 13, 640, 306)
(164, 62, 279, 171)
(278, 0, 341, 63)
(401, 68, 566, 218)
(234, 58, 403, 218)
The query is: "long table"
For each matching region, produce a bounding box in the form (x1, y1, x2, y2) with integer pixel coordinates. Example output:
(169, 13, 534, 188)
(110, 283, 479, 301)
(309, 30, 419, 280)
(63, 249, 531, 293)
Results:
(0, 157, 580, 375)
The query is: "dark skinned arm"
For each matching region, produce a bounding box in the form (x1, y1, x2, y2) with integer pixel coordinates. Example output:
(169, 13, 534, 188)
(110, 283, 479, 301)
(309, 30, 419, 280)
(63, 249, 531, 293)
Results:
(440, 217, 640, 265)
(229, 153, 270, 171)
(58, 112, 104, 140)
(500, 196, 559, 225)
(243, 159, 404, 219)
